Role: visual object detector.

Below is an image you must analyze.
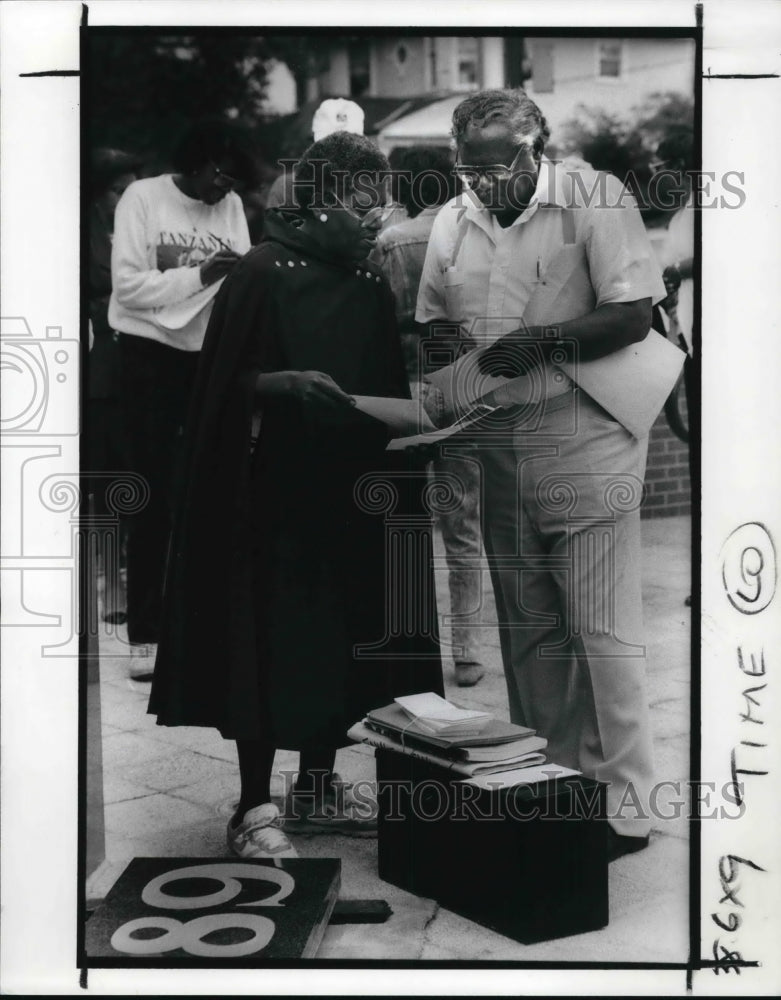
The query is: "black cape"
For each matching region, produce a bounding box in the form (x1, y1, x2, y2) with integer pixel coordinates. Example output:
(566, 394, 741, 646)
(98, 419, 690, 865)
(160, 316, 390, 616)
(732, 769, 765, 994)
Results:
(149, 210, 443, 743)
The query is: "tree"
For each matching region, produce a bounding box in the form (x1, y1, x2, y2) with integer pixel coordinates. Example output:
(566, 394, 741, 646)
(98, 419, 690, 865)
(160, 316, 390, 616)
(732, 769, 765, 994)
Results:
(87, 32, 274, 167)
(558, 92, 694, 218)
(633, 91, 694, 151)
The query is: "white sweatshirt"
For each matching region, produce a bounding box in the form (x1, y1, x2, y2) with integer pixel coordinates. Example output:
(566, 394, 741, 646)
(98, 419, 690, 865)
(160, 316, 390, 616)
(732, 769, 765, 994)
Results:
(108, 174, 251, 351)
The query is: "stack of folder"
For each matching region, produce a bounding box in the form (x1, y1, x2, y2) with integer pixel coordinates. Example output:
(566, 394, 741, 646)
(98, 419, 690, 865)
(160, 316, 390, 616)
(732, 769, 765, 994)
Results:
(348, 693, 548, 778)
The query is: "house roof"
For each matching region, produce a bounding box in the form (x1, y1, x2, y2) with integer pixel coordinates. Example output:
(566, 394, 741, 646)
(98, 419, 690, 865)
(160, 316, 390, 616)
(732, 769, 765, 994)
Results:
(376, 94, 465, 150)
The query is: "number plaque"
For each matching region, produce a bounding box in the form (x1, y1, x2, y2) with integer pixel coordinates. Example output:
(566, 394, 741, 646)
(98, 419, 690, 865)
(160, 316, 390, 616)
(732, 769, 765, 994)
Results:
(85, 858, 341, 962)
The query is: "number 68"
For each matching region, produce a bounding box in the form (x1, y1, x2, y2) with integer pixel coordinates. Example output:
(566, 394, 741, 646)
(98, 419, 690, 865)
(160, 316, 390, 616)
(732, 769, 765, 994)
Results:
(110, 863, 295, 958)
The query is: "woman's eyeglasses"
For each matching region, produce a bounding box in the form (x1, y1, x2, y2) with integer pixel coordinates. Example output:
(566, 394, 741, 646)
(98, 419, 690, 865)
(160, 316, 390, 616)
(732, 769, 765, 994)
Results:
(454, 145, 532, 188)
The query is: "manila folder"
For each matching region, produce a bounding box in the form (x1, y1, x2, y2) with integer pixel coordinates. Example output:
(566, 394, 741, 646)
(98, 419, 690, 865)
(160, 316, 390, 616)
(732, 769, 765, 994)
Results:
(558, 332, 685, 439)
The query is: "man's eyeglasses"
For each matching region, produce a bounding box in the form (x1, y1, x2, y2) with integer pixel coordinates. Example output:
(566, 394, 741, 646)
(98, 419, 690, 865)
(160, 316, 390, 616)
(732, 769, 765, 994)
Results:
(210, 161, 239, 188)
(331, 190, 395, 227)
(454, 145, 533, 188)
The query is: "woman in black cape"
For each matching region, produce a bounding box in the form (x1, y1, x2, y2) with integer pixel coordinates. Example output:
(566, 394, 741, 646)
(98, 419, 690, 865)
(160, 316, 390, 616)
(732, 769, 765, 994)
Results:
(149, 132, 443, 859)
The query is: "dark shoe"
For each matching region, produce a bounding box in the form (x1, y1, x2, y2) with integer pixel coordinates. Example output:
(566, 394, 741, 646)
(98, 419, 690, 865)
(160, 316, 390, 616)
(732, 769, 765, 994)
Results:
(454, 661, 485, 687)
(684, 595, 692, 607)
(283, 774, 378, 837)
(608, 828, 650, 862)
(103, 611, 128, 625)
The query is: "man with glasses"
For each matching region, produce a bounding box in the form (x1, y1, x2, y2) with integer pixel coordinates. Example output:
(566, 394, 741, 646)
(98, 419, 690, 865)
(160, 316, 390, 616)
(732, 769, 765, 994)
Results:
(415, 89, 668, 861)
(109, 117, 257, 676)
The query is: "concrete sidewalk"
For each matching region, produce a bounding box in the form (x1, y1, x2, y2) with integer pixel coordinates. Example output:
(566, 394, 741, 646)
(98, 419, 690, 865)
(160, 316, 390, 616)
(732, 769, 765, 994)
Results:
(87, 515, 691, 962)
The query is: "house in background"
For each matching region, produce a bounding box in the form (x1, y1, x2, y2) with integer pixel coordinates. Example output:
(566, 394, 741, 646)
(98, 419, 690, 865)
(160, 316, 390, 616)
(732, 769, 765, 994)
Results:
(269, 34, 694, 140)
(373, 35, 693, 153)
(525, 36, 695, 139)
(265, 37, 515, 144)
(299, 36, 512, 102)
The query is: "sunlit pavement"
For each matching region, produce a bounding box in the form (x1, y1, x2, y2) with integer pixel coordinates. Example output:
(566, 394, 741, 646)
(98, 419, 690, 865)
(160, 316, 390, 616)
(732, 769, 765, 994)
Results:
(88, 515, 691, 962)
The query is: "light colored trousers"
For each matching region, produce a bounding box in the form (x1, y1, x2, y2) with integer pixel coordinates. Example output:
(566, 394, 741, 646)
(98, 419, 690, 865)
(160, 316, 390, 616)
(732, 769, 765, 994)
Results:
(431, 453, 483, 665)
(480, 388, 654, 836)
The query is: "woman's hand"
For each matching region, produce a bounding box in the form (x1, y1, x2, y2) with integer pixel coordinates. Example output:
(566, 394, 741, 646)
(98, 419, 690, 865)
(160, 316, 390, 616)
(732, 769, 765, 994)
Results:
(285, 371, 356, 409)
(200, 250, 242, 286)
(252, 370, 354, 408)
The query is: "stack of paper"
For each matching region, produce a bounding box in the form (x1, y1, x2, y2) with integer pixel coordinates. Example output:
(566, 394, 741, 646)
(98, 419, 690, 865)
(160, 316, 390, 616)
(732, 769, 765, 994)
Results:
(367, 704, 535, 750)
(346, 720, 547, 778)
(347, 697, 550, 778)
(394, 692, 492, 737)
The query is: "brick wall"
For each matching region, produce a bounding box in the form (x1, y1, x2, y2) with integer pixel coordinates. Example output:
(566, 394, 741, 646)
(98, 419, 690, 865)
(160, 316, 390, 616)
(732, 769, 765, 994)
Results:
(642, 409, 692, 518)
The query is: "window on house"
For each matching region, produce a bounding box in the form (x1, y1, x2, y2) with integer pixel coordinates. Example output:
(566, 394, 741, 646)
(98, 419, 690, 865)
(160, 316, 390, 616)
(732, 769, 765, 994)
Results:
(348, 39, 370, 97)
(455, 37, 479, 90)
(598, 40, 623, 79)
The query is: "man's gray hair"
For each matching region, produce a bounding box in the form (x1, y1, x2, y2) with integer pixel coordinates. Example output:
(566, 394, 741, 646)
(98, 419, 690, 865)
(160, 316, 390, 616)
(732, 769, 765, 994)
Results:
(451, 88, 550, 153)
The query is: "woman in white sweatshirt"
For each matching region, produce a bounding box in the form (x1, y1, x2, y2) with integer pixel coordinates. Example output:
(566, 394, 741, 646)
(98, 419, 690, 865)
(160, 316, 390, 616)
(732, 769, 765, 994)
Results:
(108, 118, 255, 674)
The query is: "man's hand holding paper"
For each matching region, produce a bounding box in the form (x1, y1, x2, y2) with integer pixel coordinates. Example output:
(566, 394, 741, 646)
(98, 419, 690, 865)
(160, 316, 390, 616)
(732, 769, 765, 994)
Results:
(424, 341, 540, 423)
(475, 326, 551, 378)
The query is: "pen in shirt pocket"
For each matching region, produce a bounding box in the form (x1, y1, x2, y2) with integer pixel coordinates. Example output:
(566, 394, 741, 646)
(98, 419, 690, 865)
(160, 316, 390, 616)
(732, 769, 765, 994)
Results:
(536, 257, 547, 284)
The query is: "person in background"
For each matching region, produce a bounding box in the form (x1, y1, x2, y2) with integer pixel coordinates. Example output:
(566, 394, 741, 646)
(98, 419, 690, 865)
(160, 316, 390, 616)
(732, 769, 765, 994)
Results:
(655, 131, 694, 358)
(265, 98, 366, 211)
(150, 131, 442, 859)
(655, 130, 694, 606)
(416, 89, 667, 861)
(87, 147, 141, 626)
(267, 98, 407, 233)
(109, 117, 256, 678)
(377, 145, 486, 688)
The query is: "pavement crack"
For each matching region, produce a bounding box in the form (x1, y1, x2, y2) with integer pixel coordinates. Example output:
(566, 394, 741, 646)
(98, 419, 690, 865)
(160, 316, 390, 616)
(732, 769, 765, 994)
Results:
(419, 901, 441, 956)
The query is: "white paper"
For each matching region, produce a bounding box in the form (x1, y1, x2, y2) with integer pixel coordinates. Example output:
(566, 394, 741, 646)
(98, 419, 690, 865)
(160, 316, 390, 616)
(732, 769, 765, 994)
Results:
(394, 690, 488, 721)
(352, 394, 435, 435)
(458, 763, 582, 790)
(386, 402, 501, 450)
(425, 347, 516, 414)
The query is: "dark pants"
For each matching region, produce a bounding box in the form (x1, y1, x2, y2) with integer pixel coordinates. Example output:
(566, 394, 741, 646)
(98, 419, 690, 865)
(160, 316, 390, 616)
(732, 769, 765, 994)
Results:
(120, 335, 199, 644)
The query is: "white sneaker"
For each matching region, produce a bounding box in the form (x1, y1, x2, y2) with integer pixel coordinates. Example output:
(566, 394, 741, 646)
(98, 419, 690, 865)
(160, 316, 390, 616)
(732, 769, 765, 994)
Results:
(227, 802, 298, 859)
(129, 643, 157, 681)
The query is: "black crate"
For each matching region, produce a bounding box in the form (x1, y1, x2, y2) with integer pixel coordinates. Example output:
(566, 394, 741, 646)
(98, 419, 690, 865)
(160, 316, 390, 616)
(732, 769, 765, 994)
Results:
(376, 749, 608, 943)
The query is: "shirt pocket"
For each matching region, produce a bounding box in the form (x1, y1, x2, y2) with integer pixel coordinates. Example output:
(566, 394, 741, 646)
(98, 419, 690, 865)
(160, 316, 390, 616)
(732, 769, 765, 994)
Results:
(539, 245, 587, 297)
(524, 245, 596, 327)
(442, 267, 466, 323)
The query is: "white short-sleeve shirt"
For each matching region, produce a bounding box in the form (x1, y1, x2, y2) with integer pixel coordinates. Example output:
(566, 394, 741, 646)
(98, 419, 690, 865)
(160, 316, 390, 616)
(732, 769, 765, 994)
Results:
(415, 157, 667, 343)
